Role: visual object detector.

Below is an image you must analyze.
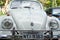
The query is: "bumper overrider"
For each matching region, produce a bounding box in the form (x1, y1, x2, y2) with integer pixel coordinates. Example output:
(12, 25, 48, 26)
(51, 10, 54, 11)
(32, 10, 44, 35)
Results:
(0, 35, 12, 39)
(0, 30, 52, 40)
(0, 30, 12, 40)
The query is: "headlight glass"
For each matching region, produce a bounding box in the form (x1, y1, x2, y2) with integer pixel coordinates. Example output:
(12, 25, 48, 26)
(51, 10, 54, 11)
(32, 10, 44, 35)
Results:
(49, 20, 59, 29)
(1, 18, 13, 29)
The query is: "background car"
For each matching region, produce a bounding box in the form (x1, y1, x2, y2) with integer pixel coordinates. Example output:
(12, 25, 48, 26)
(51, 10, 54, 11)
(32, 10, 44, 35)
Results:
(45, 7, 60, 20)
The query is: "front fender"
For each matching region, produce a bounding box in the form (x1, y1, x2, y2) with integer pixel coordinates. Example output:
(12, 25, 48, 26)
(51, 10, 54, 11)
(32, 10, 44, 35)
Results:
(46, 16, 60, 30)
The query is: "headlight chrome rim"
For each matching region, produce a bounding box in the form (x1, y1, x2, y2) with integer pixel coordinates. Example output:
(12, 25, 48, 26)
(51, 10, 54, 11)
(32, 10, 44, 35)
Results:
(49, 20, 59, 30)
(1, 18, 13, 29)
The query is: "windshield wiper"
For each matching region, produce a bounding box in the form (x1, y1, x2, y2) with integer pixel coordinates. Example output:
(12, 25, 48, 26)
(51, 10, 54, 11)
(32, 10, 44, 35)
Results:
(24, 6, 31, 8)
(11, 7, 18, 9)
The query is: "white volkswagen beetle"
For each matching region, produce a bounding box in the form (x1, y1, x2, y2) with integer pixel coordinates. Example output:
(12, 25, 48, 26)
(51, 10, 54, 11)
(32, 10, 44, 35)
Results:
(0, 0, 60, 40)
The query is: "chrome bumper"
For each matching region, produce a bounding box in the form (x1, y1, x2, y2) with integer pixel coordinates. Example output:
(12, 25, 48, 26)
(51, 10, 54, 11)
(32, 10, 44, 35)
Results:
(0, 30, 51, 40)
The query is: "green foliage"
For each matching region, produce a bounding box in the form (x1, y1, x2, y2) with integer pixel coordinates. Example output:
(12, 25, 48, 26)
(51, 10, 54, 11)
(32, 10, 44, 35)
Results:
(0, 0, 5, 7)
(42, 0, 60, 9)
(0, 11, 6, 16)
(44, 0, 52, 8)
(0, 0, 6, 15)
(56, 0, 60, 6)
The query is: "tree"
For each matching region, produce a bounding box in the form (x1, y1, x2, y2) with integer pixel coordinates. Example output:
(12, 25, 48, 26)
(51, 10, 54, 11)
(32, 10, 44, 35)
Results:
(45, 0, 51, 7)
(0, 0, 5, 11)
(56, 0, 60, 6)
(39, 0, 52, 9)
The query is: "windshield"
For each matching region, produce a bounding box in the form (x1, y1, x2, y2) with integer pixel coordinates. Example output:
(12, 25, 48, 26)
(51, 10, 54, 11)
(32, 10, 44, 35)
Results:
(10, 0, 20, 9)
(10, 0, 42, 9)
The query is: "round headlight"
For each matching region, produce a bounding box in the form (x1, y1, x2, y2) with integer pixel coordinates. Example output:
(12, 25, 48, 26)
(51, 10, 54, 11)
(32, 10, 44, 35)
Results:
(1, 18, 13, 29)
(49, 20, 59, 29)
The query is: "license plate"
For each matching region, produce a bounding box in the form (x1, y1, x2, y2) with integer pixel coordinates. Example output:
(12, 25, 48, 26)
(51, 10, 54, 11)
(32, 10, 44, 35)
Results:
(23, 34, 43, 39)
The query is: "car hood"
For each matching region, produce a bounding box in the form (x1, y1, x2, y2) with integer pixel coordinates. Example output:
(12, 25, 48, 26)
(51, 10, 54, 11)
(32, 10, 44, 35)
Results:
(10, 8, 47, 30)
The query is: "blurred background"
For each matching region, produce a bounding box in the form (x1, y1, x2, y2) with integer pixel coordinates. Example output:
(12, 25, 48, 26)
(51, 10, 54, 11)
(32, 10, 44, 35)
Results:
(0, 0, 60, 15)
